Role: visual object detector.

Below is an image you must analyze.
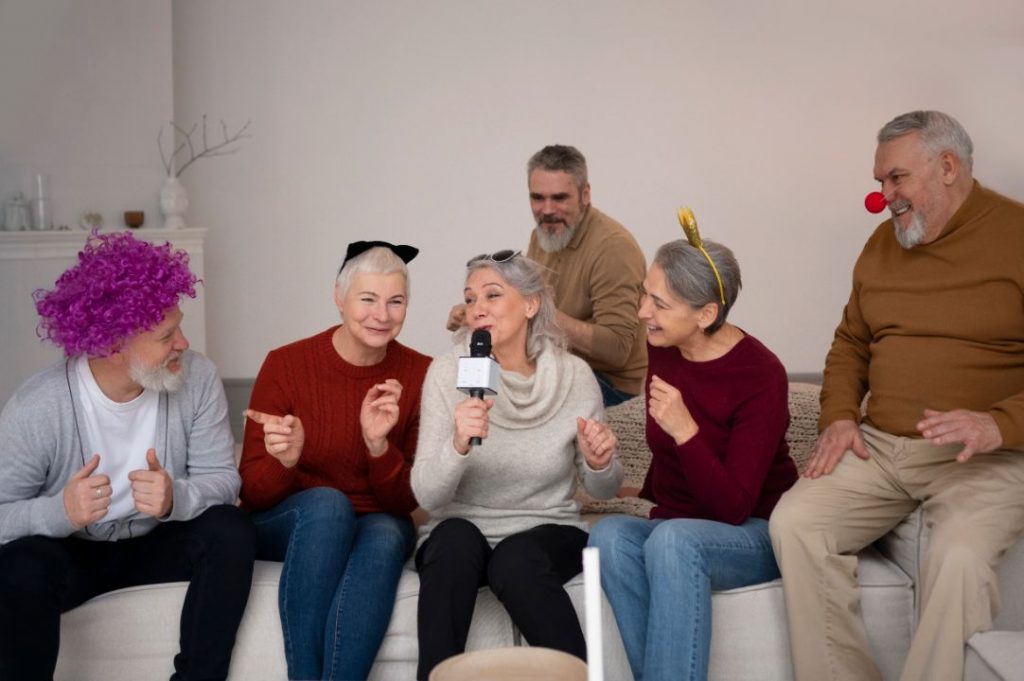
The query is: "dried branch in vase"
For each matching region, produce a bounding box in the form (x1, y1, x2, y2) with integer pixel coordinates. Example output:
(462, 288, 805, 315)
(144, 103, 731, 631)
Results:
(158, 116, 252, 178)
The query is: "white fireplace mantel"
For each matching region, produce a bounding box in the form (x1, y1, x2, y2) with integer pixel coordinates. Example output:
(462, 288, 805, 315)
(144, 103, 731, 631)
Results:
(0, 227, 208, 260)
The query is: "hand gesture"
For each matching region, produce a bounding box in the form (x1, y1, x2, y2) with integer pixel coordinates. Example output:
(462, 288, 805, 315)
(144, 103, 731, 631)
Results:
(128, 449, 173, 518)
(917, 409, 1003, 463)
(245, 409, 305, 468)
(446, 304, 467, 332)
(63, 454, 111, 529)
(803, 419, 869, 478)
(577, 417, 617, 471)
(361, 379, 403, 457)
(648, 375, 699, 445)
(453, 396, 493, 455)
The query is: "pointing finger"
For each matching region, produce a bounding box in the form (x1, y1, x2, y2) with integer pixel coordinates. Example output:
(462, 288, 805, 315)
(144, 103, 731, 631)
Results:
(245, 409, 282, 426)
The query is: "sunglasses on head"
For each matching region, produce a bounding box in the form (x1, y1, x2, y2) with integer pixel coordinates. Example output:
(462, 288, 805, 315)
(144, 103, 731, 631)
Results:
(466, 249, 521, 268)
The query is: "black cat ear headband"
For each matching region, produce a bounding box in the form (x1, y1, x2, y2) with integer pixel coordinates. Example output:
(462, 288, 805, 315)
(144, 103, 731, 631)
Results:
(339, 240, 419, 273)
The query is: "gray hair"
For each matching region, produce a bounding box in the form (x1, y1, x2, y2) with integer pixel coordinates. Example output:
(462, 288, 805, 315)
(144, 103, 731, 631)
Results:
(335, 246, 409, 298)
(527, 145, 589, 194)
(877, 110, 974, 170)
(459, 253, 566, 361)
(653, 239, 741, 335)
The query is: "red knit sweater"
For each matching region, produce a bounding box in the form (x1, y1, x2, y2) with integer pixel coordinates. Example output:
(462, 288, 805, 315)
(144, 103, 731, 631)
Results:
(640, 335, 798, 523)
(239, 326, 431, 516)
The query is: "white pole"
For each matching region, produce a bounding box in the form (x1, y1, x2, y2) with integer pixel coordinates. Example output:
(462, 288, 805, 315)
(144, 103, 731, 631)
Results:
(583, 546, 604, 681)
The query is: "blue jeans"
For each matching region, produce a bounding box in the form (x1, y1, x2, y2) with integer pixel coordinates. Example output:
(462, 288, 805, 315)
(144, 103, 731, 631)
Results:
(588, 515, 779, 681)
(593, 371, 636, 408)
(251, 487, 414, 681)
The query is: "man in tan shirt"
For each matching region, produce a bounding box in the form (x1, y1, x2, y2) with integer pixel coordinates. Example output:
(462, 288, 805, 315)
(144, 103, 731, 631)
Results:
(770, 110, 1024, 681)
(449, 145, 647, 406)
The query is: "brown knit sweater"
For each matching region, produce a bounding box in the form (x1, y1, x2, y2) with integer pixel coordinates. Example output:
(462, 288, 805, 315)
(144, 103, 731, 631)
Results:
(239, 326, 431, 515)
(821, 181, 1024, 446)
(527, 205, 648, 395)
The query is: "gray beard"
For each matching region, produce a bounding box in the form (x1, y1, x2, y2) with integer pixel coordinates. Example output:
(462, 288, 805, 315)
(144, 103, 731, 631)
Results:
(894, 211, 927, 249)
(129, 354, 185, 393)
(535, 222, 576, 253)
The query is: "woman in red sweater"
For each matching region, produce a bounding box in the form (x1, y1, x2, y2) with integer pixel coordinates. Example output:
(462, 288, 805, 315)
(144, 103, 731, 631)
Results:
(240, 241, 431, 681)
(588, 234, 798, 681)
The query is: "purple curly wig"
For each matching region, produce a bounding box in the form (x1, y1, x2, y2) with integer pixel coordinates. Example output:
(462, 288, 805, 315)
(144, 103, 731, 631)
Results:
(33, 230, 199, 356)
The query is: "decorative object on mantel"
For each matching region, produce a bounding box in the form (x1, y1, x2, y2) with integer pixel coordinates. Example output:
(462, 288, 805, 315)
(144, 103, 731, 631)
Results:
(31, 173, 53, 231)
(79, 211, 103, 231)
(159, 176, 189, 230)
(157, 116, 251, 230)
(124, 211, 145, 229)
(3, 192, 30, 231)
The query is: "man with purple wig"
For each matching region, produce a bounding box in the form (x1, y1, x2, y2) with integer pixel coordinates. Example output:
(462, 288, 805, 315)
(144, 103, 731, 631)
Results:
(0, 231, 256, 681)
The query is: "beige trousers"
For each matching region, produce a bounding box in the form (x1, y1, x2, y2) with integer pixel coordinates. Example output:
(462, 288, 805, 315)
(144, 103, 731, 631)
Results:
(769, 424, 1024, 681)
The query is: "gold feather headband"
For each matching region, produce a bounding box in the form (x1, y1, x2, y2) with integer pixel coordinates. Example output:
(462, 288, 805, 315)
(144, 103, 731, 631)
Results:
(677, 207, 726, 305)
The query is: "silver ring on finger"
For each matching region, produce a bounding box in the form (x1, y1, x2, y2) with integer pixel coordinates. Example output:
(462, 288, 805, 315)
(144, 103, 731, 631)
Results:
(95, 486, 103, 499)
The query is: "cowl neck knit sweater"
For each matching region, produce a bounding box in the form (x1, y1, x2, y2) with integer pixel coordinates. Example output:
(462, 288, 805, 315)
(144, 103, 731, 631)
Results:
(412, 338, 623, 546)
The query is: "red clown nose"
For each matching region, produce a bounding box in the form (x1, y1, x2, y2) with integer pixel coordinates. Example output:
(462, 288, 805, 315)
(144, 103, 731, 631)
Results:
(864, 192, 888, 214)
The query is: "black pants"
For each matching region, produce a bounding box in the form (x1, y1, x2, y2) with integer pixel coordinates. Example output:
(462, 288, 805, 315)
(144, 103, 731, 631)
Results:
(0, 504, 256, 681)
(414, 518, 589, 680)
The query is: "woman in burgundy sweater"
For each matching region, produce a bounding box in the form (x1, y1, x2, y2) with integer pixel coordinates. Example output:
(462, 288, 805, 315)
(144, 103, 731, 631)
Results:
(240, 241, 431, 681)
(588, 236, 798, 681)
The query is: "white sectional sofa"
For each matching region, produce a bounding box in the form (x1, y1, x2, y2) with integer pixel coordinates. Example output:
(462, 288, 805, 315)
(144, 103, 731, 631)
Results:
(55, 383, 1024, 681)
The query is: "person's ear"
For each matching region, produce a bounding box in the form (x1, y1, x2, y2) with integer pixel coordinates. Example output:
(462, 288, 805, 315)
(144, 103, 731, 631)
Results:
(697, 302, 720, 331)
(334, 284, 345, 316)
(525, 295, 540, 320)
(939, 150, 961, 186)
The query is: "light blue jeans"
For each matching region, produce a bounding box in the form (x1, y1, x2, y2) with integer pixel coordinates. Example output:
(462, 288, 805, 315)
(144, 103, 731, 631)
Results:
(588, 515, 779, 681)
(251, 487, 414, 681)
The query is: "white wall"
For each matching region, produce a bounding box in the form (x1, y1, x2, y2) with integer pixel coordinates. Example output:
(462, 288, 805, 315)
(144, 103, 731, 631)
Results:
(0, 0, 172, 231)
(4, 1, 1023, 393)
(172, 0, 1024, 378)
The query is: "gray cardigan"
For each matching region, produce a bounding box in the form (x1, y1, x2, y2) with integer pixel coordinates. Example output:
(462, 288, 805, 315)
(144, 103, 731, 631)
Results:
(0, 350, 239, 545)
(411, 340, 623, 546)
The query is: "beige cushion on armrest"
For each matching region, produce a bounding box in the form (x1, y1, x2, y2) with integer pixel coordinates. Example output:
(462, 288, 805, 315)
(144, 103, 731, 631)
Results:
(578, 396, 653, 517)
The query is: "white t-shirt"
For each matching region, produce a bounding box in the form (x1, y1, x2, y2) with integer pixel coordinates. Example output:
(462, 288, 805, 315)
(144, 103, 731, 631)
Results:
(75, 356, 158, 522)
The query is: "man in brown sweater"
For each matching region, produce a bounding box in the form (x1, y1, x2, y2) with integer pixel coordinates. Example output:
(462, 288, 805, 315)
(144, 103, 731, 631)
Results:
(449, 145, 647, 406)
(770, 111, 1024, 681)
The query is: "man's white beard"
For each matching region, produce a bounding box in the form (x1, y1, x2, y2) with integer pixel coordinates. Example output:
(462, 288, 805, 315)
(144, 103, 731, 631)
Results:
(535, 222, 576, 253)
(894, 211, 927, 249)
(129, 353, 185, 392)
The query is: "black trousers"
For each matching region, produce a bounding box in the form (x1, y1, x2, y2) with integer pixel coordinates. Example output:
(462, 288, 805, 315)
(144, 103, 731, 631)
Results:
(0, 504, 256, 681)
(414, 518, 589, 680)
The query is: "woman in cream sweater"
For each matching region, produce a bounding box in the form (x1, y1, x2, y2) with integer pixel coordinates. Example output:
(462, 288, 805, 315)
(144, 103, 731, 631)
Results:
(411, 250, 623, 680)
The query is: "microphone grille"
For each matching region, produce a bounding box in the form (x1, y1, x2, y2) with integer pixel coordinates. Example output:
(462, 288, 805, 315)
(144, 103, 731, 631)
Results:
(469, 329, 492, 357)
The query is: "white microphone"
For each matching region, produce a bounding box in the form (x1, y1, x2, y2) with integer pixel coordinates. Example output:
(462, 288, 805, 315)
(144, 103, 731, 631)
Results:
(456, 329, 500, 446)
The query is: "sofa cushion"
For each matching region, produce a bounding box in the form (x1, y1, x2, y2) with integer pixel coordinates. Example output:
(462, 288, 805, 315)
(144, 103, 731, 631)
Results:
(965, 630, 1024, 681)
(579, 394, 653, 517)
(708, 546, 913, 681)
(57, 560, 287, 681)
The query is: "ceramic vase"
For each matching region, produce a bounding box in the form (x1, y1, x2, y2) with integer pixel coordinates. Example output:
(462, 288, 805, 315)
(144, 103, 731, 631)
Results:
(160, 176, 189, 229)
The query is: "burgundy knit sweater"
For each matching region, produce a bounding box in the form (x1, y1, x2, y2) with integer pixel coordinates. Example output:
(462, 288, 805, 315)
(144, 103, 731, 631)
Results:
(240, 326, 431, 516)
(640, 336, 798, 523)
